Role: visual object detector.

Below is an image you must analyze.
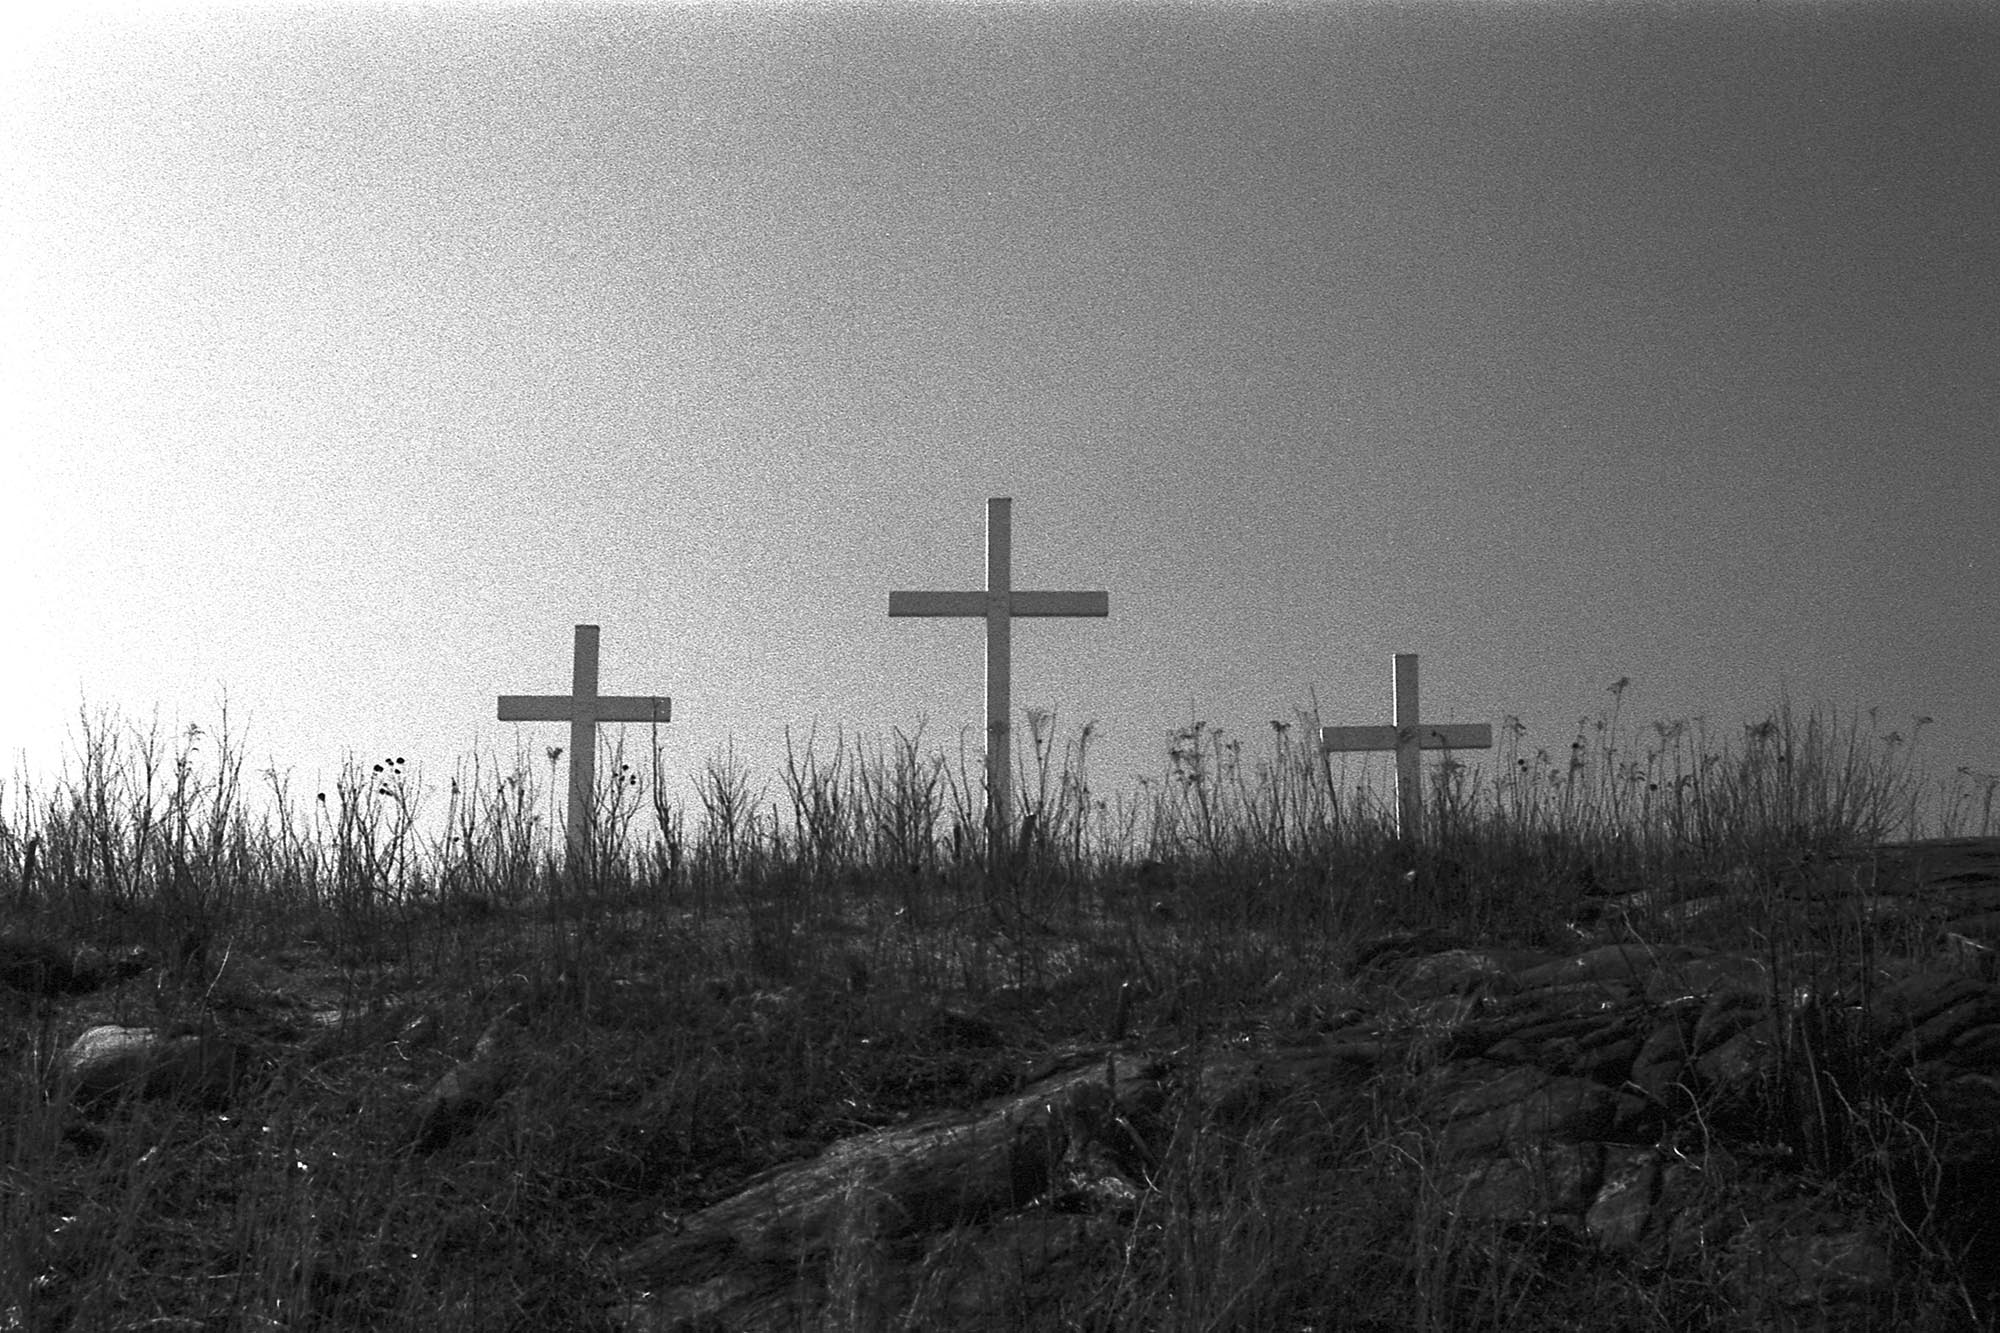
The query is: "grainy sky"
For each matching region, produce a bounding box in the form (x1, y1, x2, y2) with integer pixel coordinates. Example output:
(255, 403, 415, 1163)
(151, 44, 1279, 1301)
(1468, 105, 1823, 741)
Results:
(4, 1, 1996, 839)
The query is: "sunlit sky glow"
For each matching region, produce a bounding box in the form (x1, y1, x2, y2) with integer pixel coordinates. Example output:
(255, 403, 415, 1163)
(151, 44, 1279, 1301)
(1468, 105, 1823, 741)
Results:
(4, 1, 1996, 840)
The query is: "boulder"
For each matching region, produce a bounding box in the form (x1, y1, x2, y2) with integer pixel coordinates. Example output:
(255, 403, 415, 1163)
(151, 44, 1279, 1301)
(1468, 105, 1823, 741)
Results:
(60, 1025, 244, 1109)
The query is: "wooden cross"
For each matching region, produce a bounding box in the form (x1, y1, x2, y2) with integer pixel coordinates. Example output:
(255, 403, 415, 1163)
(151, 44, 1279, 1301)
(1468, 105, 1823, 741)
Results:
(889, 497, 1107, 864)
(498, 624, 671, 874)
(1320, 653, 1490, 838)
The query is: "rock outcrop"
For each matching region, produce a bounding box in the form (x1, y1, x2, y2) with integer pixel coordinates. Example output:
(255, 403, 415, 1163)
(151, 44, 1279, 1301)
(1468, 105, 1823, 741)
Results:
(610, 837, 2000, 1330)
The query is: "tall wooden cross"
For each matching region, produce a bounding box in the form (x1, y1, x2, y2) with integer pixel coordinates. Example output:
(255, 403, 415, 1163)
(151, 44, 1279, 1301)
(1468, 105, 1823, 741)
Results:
(889, 497, 1108, 863)
(1320, 653, 1491, 839)
(498, 624, 671, 874)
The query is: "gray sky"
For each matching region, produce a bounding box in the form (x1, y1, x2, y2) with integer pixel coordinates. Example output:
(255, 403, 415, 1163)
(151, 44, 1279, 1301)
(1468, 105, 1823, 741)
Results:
(5, 2, 1996, 837)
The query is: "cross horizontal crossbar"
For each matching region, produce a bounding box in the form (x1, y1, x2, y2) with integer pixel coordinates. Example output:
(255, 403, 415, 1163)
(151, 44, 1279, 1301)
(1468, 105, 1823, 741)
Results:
(498, 696, 672, 724)
(1320, 723, 1492, 752)
(888, 591, 1109, 617)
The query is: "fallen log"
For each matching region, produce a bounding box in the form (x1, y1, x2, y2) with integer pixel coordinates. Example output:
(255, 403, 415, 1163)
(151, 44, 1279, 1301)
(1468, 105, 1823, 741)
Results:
(613, 1048, 1171, 1329)
(610, 1037, 1373, 1331)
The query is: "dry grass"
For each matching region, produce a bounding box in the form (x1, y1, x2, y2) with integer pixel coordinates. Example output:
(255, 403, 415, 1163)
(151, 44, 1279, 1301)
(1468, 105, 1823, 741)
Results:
(0, 692, 1993, 1330)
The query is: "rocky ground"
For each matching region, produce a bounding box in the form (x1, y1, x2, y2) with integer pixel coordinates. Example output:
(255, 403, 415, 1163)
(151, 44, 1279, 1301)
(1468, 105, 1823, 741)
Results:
(10, 838, 2000, 1329)
(607, 838, 2000, 1329)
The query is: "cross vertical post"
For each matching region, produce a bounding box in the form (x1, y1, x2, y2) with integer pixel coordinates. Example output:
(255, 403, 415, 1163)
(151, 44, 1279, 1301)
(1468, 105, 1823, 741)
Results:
(985, 499, 1011, 851)
(889, 497, 1108, 871)
(1319, 653, 1491, 839)
(497, 624, 672, 877)
(566, 625, 599, 845)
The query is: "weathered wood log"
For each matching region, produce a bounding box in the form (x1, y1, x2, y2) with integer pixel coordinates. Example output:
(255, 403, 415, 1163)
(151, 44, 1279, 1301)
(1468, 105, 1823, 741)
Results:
(612, 1040, 1369, 1330)
(409, 1006, 522, 1154)
(613, 1049, 1150, 1326)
